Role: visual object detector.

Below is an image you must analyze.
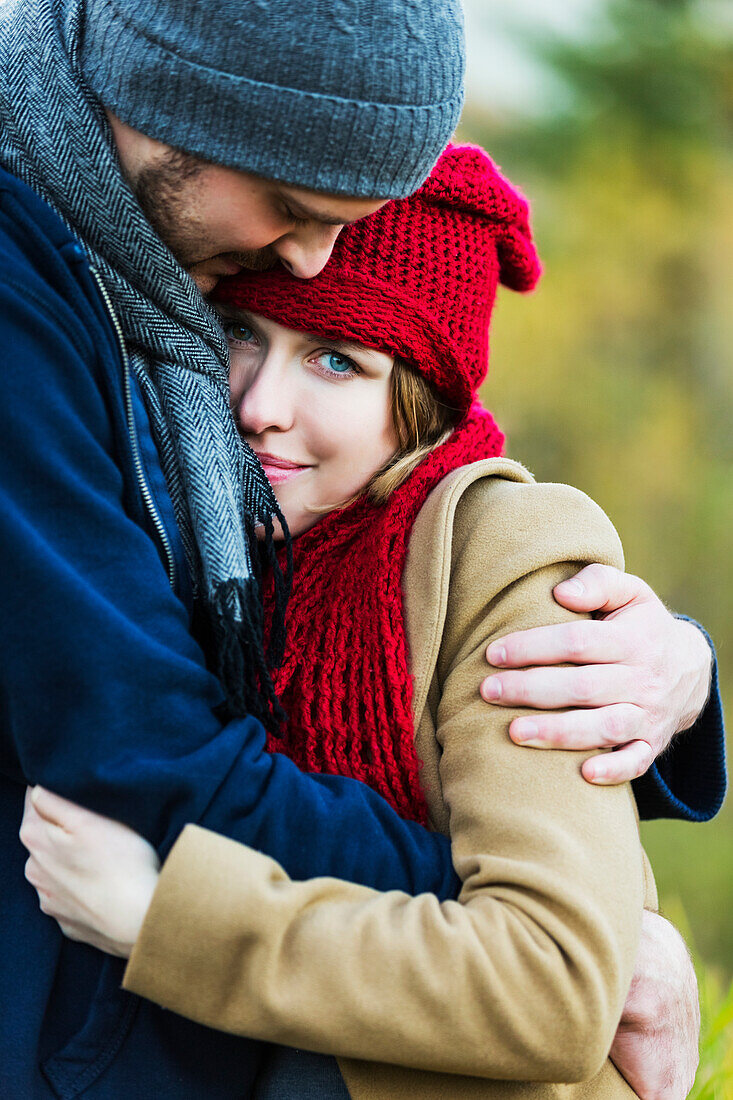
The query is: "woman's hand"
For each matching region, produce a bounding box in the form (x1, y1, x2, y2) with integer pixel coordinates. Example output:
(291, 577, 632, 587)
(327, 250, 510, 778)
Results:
(611, 910, 700, 1100)
(20, 786, 160, 958)
(481, 564, 712, 784)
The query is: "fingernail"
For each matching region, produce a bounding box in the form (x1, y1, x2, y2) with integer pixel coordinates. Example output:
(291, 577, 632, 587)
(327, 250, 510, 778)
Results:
(482, 678, 502, 701)
(487, 644, 507, 666)
(559, 579, 584, 596)
(511, 720, 538, 743)
(589, 762, 608, 781)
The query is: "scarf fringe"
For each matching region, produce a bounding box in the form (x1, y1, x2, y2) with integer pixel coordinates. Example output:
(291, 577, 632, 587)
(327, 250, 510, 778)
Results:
(211, 498, 292, 734)
(209, 579, 286, 735)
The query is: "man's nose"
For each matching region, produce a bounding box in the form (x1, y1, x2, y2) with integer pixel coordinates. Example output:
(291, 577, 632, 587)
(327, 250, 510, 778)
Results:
(274, 224, 343, 279)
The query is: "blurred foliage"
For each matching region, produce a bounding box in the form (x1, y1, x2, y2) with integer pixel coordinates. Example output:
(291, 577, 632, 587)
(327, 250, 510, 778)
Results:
(666, 900, 733, 1098)
(459, 0, 732, 976)
(692, 959, 733, 1098)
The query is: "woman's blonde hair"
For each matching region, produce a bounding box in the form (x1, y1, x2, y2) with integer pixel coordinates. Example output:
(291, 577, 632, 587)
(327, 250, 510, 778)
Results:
(366, 358, 459, 505)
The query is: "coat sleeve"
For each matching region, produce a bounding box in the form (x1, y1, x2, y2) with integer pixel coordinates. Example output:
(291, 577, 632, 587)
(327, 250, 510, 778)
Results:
(123, 476, 645, 1083)
(0, 270, 459, 900)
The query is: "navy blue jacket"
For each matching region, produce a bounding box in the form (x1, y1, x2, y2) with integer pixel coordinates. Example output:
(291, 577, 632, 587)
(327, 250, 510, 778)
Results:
(0, 167, 726, 1099)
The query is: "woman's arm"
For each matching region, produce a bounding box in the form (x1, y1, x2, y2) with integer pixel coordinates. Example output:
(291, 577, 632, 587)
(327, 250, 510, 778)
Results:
(22, 794, 697, 1096)
(110, 477, 646, 1081)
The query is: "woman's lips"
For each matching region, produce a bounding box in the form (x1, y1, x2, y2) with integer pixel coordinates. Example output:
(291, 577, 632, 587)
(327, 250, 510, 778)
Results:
(253, 451, 312, 484)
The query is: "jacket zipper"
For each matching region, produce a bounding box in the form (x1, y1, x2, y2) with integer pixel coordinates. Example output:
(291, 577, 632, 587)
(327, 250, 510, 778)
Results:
(89, 267, 177, 591)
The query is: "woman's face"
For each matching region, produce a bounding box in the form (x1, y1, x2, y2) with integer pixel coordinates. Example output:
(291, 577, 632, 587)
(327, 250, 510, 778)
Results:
(221, 309, 399, 537)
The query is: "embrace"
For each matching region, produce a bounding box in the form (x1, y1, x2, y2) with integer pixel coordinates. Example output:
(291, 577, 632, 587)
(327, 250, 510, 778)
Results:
(1, 2, 726, 1100)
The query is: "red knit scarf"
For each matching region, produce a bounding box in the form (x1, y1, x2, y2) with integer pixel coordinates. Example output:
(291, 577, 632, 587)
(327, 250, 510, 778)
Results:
(265, 403, 504, 824)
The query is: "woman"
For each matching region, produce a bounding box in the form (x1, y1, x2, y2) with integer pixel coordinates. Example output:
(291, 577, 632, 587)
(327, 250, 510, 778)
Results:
(23, 146, 684, 1097)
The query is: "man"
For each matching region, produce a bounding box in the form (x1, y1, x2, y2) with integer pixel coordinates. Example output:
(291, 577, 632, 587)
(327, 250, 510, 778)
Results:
(0, 1, 724, 1098)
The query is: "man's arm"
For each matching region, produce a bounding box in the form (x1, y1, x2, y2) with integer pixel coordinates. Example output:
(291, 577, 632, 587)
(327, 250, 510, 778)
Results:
(0, 273, 459, 899)
(481, 564, 726, 818)
(23, 478, 643, 1080)
(20, 474, 646, 1080)
(109, 477, 645, 1079)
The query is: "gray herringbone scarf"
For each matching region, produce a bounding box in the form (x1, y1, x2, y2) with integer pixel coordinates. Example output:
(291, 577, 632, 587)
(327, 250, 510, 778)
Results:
(0, 0, 290, 729)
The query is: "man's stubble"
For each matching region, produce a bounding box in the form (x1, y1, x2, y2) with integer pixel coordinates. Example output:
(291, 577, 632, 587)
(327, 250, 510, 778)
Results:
(133, 150, 277, 276)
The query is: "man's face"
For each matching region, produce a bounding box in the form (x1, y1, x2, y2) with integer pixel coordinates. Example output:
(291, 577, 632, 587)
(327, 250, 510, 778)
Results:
(108, 114, 386, 294)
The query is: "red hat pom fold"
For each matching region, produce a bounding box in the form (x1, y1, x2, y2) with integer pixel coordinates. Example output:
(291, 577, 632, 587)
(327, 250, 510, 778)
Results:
(497, 224, 542, 292)
(421, 143, 541, 294)
(214, 144, 541, 408)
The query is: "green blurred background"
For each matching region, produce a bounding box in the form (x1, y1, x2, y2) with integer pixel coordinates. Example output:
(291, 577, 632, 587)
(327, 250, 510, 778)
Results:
(459, 0, 732, 978)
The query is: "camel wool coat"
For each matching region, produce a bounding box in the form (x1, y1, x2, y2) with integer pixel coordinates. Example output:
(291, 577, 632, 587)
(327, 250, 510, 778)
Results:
(123, 459, 656, 1098)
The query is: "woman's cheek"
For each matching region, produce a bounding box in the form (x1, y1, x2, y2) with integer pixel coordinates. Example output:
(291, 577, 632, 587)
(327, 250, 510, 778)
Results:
(306, 388, 360, 461)
(228, 352, 253, 407)
(305, 379, 396, 491)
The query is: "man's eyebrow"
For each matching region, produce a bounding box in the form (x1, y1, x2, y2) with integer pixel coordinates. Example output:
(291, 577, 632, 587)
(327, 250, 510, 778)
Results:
(285, 196, 357, 226)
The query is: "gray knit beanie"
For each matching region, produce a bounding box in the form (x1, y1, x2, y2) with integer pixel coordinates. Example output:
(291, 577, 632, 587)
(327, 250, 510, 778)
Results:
(79, 0, 465, 199)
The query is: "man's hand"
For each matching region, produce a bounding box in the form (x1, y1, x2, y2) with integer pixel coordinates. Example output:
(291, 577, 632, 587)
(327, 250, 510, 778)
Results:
(481, 564, 713, 785)
(20, 786, 160, 958)
(611, 910, 700, 1100)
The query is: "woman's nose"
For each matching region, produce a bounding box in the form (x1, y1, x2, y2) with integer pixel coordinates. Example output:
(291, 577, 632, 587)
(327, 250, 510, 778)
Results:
(235, 359, 294, 435)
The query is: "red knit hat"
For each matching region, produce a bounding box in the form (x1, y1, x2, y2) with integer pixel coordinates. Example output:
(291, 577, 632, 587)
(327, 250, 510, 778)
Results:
(213, 144, 541, 410)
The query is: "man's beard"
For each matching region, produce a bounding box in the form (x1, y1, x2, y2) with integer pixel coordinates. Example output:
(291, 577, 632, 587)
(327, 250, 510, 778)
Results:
(133, 151, 276, 273)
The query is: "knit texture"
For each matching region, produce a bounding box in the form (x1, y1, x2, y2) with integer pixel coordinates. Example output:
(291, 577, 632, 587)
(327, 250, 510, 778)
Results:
(215, 144, 541, 409)
(0, 0, 289, 730)
(79, 0, 465, 199)
(265, 403, 504, 822)
(216, 143, 542, 813)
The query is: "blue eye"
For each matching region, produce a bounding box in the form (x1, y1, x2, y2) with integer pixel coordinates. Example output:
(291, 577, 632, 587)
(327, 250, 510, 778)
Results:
(325, 353, 353, 374)
(311, 350, 359, 379)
